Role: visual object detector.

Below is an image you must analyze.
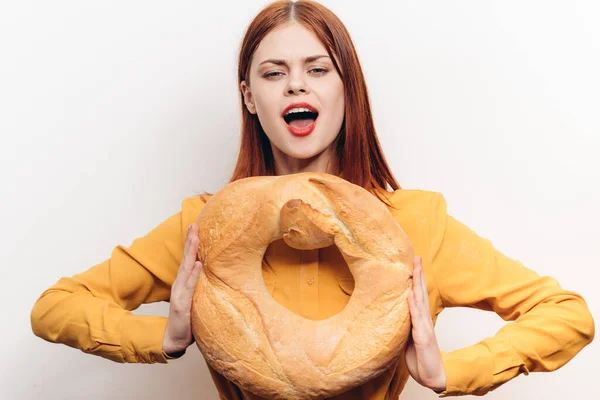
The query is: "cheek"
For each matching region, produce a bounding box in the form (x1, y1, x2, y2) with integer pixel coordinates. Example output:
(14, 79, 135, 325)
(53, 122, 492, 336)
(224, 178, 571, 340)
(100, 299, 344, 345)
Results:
(324, 78, 344, 107)
(327, 82, 345, 122)
(253, 89, 280, 120)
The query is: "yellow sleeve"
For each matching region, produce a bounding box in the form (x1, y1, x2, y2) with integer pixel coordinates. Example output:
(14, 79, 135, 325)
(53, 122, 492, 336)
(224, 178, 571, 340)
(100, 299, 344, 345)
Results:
(30, 196, 206, 364)
(427, 193, 595, 396)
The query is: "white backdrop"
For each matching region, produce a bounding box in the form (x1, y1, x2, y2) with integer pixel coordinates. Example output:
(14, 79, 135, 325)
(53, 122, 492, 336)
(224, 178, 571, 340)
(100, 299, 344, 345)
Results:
(1, 1, 598, 399)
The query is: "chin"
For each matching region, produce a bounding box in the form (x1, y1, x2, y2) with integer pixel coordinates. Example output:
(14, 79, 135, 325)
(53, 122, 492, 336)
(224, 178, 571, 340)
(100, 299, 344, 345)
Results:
(280, 146, 321, 160)
(269, 127, 338, 160)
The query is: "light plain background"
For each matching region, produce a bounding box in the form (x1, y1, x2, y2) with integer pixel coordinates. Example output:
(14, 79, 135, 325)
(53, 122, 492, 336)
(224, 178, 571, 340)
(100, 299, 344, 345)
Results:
(1, 0, 599, 399)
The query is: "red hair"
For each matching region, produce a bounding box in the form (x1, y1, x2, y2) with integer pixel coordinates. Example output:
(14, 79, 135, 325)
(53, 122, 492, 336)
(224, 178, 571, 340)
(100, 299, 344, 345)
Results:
(229, 0, 400, 202)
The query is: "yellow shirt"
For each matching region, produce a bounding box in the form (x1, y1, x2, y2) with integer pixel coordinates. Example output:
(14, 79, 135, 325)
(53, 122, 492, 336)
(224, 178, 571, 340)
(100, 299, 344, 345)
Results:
(30, 189, 595, 398)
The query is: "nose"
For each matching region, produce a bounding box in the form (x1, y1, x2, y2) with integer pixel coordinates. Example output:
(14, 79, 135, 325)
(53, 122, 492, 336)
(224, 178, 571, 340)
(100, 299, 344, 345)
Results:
(285, 73, 310, 96)
(287, 85, 308, 95)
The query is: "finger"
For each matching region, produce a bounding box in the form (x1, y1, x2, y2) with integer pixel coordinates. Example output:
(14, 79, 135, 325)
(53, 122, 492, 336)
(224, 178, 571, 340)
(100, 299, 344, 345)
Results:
(184, 238, 199, 274)
(182, 225, 192, 258)
(180, 224, 194, 260)
(416, 257, 427, 303)
(190, 224, 200, 258)
(409, 297, 436, 347)
(188, 223, 199, 256)
(186, 261, 203, 290)
(412, 257, 423, 305)
(415, 257, 427, 307)
(416, 259, 433, 324)
(408, 288, 421, 321)
(411, 290, 430, 331)
(420, 266, 431, 311)
(181, 227, 199, 274)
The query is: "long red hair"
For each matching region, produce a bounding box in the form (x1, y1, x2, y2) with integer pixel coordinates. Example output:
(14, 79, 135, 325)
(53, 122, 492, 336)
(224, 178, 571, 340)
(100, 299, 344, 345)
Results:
(229, 0, 400, 201)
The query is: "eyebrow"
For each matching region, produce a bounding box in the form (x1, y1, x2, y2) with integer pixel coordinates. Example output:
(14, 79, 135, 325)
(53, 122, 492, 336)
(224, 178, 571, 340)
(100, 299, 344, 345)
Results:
(258, 54, 330, 67)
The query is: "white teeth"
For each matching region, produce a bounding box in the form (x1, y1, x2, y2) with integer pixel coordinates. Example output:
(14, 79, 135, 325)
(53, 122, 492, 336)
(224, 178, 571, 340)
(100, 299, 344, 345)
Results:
(285, 107, 315, 116)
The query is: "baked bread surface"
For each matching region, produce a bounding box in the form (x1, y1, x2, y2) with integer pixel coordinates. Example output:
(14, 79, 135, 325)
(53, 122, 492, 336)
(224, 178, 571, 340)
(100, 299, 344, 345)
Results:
(191, 172, 414, 399)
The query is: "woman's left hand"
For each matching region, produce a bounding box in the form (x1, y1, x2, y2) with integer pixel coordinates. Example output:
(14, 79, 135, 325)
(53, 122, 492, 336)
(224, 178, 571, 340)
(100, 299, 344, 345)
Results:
(405, 256, 447, 393)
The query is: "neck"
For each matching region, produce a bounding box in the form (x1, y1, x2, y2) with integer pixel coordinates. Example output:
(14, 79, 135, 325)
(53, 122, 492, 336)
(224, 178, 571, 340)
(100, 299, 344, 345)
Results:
(272, 144, 339, 176)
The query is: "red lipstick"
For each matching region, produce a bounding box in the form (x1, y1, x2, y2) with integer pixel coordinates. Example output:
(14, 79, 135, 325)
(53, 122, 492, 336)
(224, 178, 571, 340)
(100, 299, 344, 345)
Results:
(282, 102, 319, 137)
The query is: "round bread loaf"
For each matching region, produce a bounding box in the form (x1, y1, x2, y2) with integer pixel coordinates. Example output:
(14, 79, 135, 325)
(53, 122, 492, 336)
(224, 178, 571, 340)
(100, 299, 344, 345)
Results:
(191, 172, 414, 399)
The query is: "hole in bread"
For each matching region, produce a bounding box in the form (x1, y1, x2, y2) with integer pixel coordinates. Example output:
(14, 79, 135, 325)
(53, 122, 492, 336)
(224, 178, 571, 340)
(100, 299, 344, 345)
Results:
(262, 239, 353, 321)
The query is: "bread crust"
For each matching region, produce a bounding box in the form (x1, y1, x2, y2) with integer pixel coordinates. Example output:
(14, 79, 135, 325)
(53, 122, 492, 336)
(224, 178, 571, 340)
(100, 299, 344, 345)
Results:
(191, 172, 414, 399)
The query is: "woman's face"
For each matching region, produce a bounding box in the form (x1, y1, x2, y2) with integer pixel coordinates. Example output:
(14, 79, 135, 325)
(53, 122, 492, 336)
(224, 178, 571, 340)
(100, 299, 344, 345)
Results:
(241, 23, 345, 168)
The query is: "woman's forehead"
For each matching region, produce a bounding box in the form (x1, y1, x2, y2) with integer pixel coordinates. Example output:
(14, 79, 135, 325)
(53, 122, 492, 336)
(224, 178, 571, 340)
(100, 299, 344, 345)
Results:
(253, 23, 328, 66)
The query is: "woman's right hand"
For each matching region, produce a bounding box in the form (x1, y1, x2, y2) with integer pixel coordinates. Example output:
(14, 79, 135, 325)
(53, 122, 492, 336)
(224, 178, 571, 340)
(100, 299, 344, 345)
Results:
(162, 223, 203, 356)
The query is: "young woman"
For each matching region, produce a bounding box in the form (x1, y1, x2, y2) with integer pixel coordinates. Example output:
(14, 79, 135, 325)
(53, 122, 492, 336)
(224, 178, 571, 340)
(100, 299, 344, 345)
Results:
(30, 1, 594, 398)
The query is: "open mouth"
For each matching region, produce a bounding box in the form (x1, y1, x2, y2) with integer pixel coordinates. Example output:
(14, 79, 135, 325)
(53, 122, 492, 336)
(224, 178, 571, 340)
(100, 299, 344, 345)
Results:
(283, 110, 319, 128)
